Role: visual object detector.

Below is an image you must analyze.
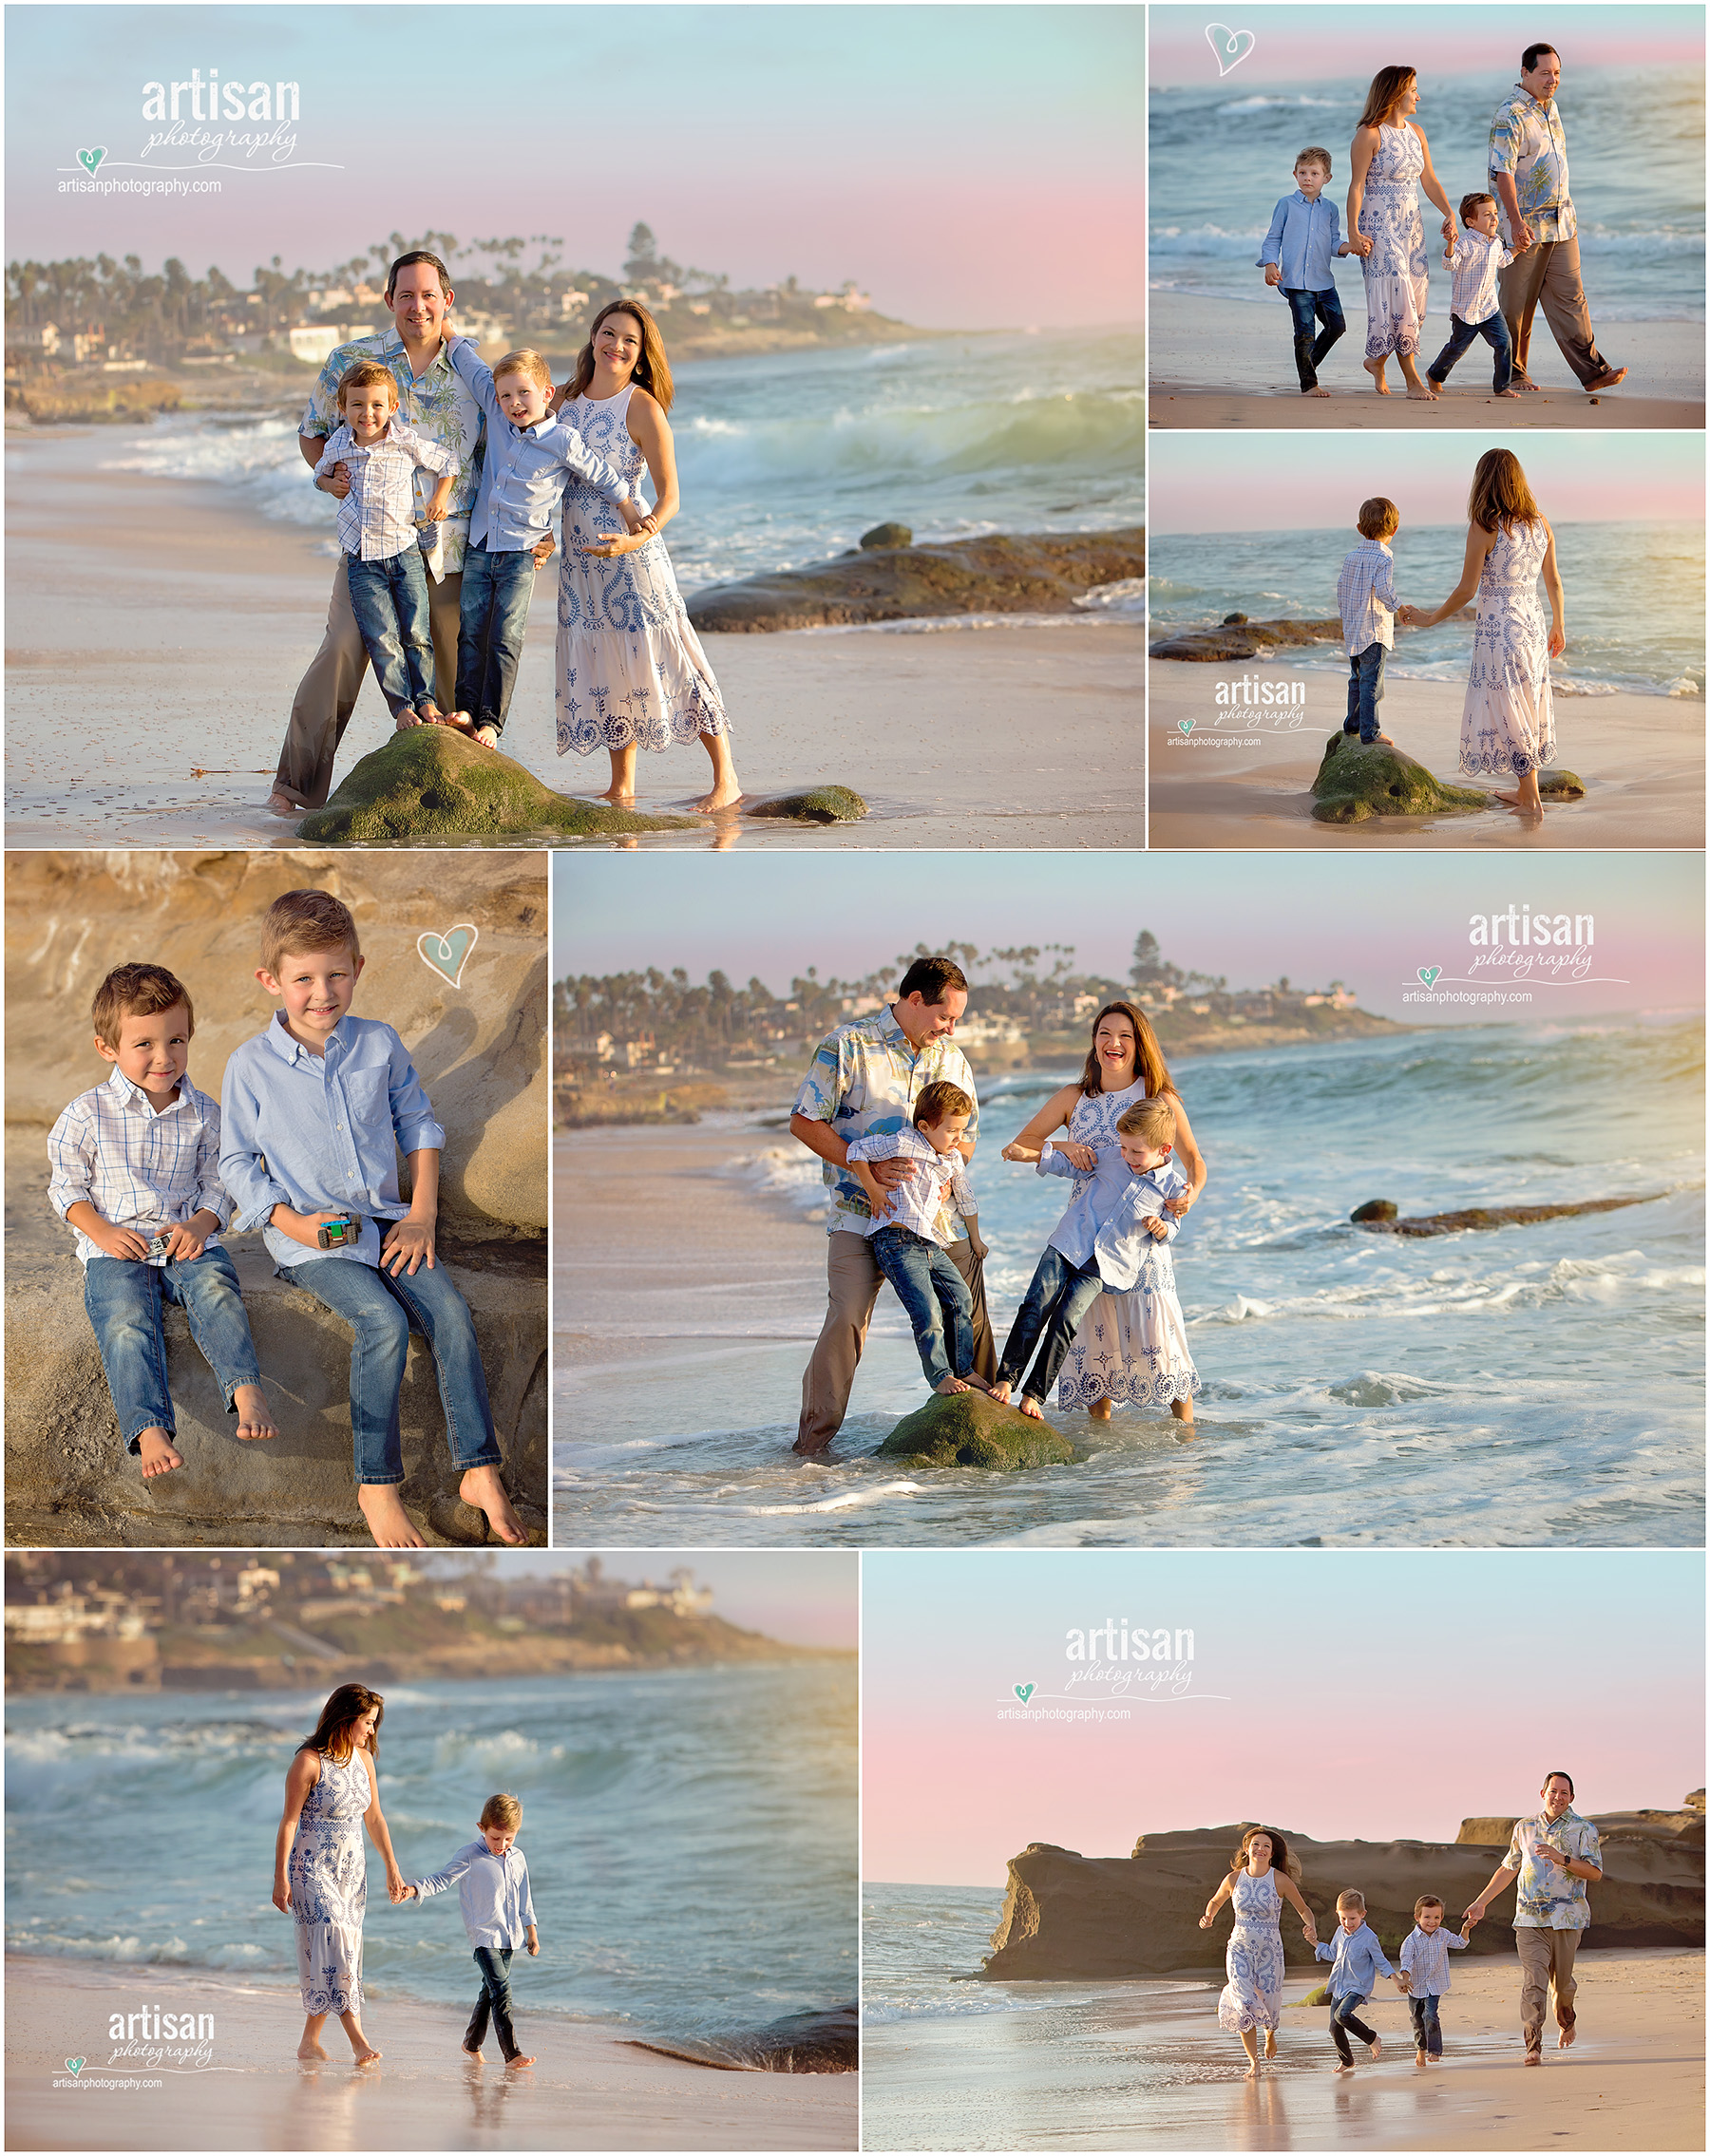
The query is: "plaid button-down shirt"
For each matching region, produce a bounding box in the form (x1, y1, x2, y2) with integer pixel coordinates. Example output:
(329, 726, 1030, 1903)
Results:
(1446, 228, 1515, 327)
(314, 419, 459, 562)
(846, 1125, 977, 1248)
(1337, 538, 1399, 656)
(48, 1069, 231, 1269)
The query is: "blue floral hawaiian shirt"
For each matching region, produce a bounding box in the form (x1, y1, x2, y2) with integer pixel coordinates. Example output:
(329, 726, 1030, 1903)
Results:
(1489, 86, 1576, 244)
(1503, 1807, 1602, 1929)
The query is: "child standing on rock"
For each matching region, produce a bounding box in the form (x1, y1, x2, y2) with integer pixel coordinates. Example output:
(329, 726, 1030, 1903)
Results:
(1336, 498, 1407, 748)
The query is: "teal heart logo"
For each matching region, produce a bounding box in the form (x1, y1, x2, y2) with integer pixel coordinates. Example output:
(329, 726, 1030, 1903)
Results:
(1178, 719, 1194, 735)
(1014, 1683, 1035, 1703)
(1205, 23, 1257, 76)
(76, 147, 105, 175)
(65, 2057, 86, 2076)
(417, 923, 478, 989)
(1417, 966, 1441, 988)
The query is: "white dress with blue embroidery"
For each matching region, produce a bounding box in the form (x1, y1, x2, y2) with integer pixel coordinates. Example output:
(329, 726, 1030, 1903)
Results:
(1053, 1083, 1201, 1412)
(1458, 519, 1556, 780)
(554, 384, 731, 758)
(288, 1749, 370, 2015)
(1218, 1865, 1285, 2034)
(1358, 122, 1429, 360)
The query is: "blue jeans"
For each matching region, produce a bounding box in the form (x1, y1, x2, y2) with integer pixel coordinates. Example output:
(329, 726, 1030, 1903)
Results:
(998, 1244, 1108, 1405)
(1428, 311, 1513, 393)
(1329, 1992, 1379, 2065)
(276, 1255, 501, 1485)
(1282, 285, 1345, 390)
(871, 1224, 975, 1390)
(344, 547, 435, 717)
(1343, 642, 1387, 740)
(466, 1946, 520, 2060)
(455, 539, 537, 736)
(83, 1248, 261, 1451)
(1408, 1992, 1444, 2056)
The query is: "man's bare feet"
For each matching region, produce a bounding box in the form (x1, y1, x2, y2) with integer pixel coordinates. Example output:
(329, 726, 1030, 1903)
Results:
(1558, 2020, 1576, 2050)
(1585, 367, 1627, 391)
(960, 1371, 996, 1396)
(1089, 1397, 1113, 1422)
(933, 1374, 969, 1396)
(1016, 1395, 1045, 1421)
(1493, 388, 1521, 398)
(357, 1485, 427, 1549)
(267, 790, 300, 818)
(233, 1384, 277, 1441)
(137, 1428, 184, 1480)
(417, 702, 445, 726)
(297, 2037, 330, 2060)
(506, 2053, 537, 2069)
(1363, 358, 1391, 395)
(460, 1464, 528, 1544)
(1512, 375, 1545, 392)
(1523, 2049, 1542, 2066)
(691, 782, 744, 813)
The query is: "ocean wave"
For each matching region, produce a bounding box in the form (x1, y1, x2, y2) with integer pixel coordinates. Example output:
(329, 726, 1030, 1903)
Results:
(1213, 95, 1341, 114)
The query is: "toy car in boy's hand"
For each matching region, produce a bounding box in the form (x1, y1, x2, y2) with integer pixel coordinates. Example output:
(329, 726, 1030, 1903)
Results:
(315, 1215, 361, 1250)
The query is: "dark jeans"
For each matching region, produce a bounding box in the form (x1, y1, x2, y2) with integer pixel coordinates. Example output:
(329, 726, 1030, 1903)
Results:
(466, 1946, 520, 2060)
(998, 1244, 1108, 1405)
(1282, 285, 1345, 390)
(871, 1224, 976, 1390)
(1343, 642, 1387, 741)
(1329, 1992, 1379, 2065)
(83, 1248, 261, 1450)
(1428, 310, 1513, 393)
(276, 1255, 501, 1485)
(1408, 1992, 1444, 2056)
(345, 546, 435, 717)
(455, 539, 538, 735)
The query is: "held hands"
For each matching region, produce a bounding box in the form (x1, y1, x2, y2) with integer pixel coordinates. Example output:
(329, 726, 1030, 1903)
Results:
(1055, 1142, 1097, 1172)
(318, 461, 353, 500)
(1349, 234, 1375, 258)
(617, 501, 650, 537)
(1000, 1142, 1041, 1163)
(1145, 1215, 1172, 1240)
(1462, 1901, 1485, 1931)
(388, 1874, 416, 1903)
(575, 528, 645, 559)
(381, 1216, 436, 1277)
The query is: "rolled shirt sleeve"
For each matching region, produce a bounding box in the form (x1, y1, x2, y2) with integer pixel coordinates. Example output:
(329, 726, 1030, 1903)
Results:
(1036, 1140, 1077, 1181)
(389, 1034, 446, 1157)
(46, 1101, 97, 1221)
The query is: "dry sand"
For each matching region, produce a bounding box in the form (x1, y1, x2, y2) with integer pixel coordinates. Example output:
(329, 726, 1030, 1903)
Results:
(3, 426, 1142, 851)
(862, 1947, 1703, 2152)
(1147, 663, 1704, 849)
(4, 1956, 854, 2152)
(1148, 293, 1706, 427)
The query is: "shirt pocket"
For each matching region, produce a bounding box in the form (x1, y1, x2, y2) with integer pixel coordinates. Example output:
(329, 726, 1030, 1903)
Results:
(338, 1068, 393, 1143)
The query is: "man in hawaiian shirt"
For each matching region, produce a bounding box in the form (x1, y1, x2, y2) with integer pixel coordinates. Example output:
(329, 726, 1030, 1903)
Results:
(267, 251, 554, 814)
(789, 955, 997, 1451)
(1462, 1770, 1604, 2064)
(1488, 45, 1627, 394)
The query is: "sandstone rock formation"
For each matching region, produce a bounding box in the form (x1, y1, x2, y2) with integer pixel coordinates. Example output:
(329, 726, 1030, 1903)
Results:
(876, 1390, 1075, 1469)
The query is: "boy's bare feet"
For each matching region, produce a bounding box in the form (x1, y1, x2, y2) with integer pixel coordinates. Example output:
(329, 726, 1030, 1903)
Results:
(394, 708, 422, 730)
(506, 2053, 537, 2069)
(417, 702, 444, 726)
(1363, 358, 1391, 394)
(460, 1464, 528, 1544)
(267, 790, 300, 818)
(960, 1371, 996, 1396)
(474, 725, 502, 749)
(233, 1384, 276, 1441)
(1304, 385, 1331, 397)
(1333, 2060, 1354, 2074)
(1089, 1397, 1113, 1422)
(1368, 2037, 1383, 2061)
(462, 2043, 484, 2060)
(988, 1380, 1012, 1405)
(358, 1485, 427, 1548)
(1415, 2047, 1427, 2067)
(933, 1375, 969, 1397)
(1361, 731, 1395, 746)
(1016, 1395, 1044, 1421)
(137, 1428, 183, 1479)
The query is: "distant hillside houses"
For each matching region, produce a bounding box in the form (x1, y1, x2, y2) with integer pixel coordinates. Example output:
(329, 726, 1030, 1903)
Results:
(568, 1557, 713, 1620)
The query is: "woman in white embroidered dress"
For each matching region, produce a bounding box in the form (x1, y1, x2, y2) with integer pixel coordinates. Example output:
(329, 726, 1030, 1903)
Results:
(1400, 447, 1564, 818)
(272, 1683, 408, 2064)
(1202, 1826, 1319, 2078)
(549, 301, 742, 813)
(999, 999, 1206, 1425)
(1346, 66, 1457, 400)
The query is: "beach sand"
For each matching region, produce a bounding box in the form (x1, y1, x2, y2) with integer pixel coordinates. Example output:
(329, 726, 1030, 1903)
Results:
(1147, 664, 1705, 848)
(4, 1956, 854, 2152)
(2, 426, 1141, 851)
(1147, 293, 1706, 427)
(862, 1947, 1703, 2152)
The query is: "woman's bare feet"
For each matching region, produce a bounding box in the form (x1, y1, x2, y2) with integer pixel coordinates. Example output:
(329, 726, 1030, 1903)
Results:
(596, 783, 637, 804)
(233, 1384, 276, 1441)
(933, 1375, 969, 1397)
(460, 1465, 528, 1544)
(267, 790, 300, 818)
(137, 1428, 183, 1479)
(1403, 376, 1438, 402)
(692, 780, 744, 812)
(1016, 1395, 1045, 1421)
(1246, 2061, 1263, 2079)
(297, 2036, 330, 2061)
(693, 729, 743, 813)
(1088, 1397, 1113, 1422)
(1170, 1397, 1195, 1427)
(351, 2040, 382, 2065)
(357, 1485, 427, 1549)
(1264, 2029, 1278, 2058)
(1364, 358, 1391, 395)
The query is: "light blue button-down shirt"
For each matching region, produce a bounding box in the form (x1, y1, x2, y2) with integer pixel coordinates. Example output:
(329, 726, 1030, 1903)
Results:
(1399, 1922, 1469, 1995)
(447, 340, 630, 553)
(1315, 1920, 1396, 1998)
(1256, 190, 1344, 291)
(218, 1012, 445, 1272)
(1039, 1144, 1186, 1292)
(411, 1840, 536, 1949)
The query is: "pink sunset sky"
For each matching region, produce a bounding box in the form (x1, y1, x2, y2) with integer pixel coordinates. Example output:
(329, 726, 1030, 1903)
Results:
(863, 1551, 1706, 1886)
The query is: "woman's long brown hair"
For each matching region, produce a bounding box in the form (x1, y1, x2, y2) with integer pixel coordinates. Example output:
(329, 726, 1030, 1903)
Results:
(1358, 66, 1417, 130)
(1467, 446, 1542, 534)
(1230, 1824, 1301, 1882)
(1078, 999, 1174, 1103)
(298, 1683, 384, 1764)
(563, 299, 674, 412)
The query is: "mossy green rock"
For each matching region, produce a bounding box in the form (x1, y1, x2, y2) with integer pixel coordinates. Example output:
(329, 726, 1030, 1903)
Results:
(1310, 732, 1489, 823)
(877, 1390, 1075, 1469)
(1539, 767, 1586, 800)
(296, 728, 699, 842)
(745, 785, 868, 824)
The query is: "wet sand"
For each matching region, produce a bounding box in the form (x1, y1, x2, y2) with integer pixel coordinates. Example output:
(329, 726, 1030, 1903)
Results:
(3, 427, 1142, 851)
(1148, 293, 1705, 427)
(1147, 663, 1704, 849)
(4, 1956, 854, 2151)
(862, 1947, 1703, 2151)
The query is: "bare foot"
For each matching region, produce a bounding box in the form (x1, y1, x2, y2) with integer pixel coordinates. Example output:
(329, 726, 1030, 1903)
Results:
(933, 1374, 969, 1396)
(473, 725, 502, 749)
(1170, 1398, 1195, 1427)
(1358, 731, 1395, 746)
(352, 2042, 383, 2065)
(691, 782, 744, 813)
(1513, 376, 1545, 393)
(1334, 2061, 1354, 2074)
(357, 1485, 427, 1549)
(1264, 2029, 1278, 2059)
(1558, 2021, 1576, 2050)
(1088, 1397, 1113, 1422)
(1585, 367, 1627, 391)
(394, 708, 422, 730)
(233, 1384, 276, 1441)
(1017, 1395, 1045, 1422)
(960, 1371, 996, 1396)
(792, 1435, 831, 1457)
(267, 789, 301, 818)
(1369, 2038, 1383, 2061)
(1245, 2062, 1263, 2079)
(506, 2053, 537, 2069)
(1415, 2048, 1427, 2067)
(297, 2038, 329, 2060)
(462, 2044, 485, 2061)
(1305, 385, 1331, 397)
(1404, 381, 1437, 401)
(460, 1464, 528, 1544)
(1523, 2050, 1542, 2067)
(1363, 358, 1391, 395)
(137, 1428, 184, 1480)
(417, 702, 444, 726)
(1492, 388, 1521, 398)
(596, 784, 637, 805)
(988, 1380, 1013, 1405)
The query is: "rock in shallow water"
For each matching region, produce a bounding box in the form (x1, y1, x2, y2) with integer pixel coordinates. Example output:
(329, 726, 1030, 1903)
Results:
(623, 2003, 858, 2073)
(1311, 732, 1489, 823)
(744, 785, 868, 823)
(877, 1390, 1074, 1469)
(859, 521, 913, 550)
(1352, 1193, 1663, 1235)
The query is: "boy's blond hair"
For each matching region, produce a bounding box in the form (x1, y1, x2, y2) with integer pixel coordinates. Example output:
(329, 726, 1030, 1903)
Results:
(1295, 147, 1334, 176)
(1115, 1095, 1176, 1149)
(92, 963, 194, 1050)
(492, 348, 554, 393)
(481, 1792, 523, 1830)
(259, 889, 362, 978)
(336, 359, 400, 410)
(1358, 497, 1400, 541)
(1337, 1889, 1366, 1913)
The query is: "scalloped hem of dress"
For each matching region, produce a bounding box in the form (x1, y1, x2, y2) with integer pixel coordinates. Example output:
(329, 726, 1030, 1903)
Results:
(1460, 751, 1548, 778)
(1218, 2004, 1281, 2034)
(1057, 1372, 1202, 1409)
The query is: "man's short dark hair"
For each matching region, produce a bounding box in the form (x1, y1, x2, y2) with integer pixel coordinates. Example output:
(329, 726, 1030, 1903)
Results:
(1521, 43, 1558, 73)
(385, 249, 452, 303)
(897, 955, 968, 1006)
(1544, 1769, 1575, 1798)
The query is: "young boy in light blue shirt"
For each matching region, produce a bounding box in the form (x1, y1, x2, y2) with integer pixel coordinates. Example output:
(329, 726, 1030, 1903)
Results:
(1257, 149, 1355, 395)
(1315, 1889, 1403, 2071)
(401, 1792, 540, 2067)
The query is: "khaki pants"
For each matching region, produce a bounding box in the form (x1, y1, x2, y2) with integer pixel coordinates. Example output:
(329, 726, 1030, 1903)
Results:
(796, 1228, 996, 1450)
(1515, 1926, 1579, 2052)
(273, 556, 464, 809)
(1497, 235, 1609, 389)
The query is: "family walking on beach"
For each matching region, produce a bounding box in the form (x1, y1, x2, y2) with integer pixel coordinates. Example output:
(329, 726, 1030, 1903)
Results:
(266, 248, 740, 820)
(1257, 46, 1626, 400)
(1205, 1773, 1604, 2078)
(786, 958, 1206, 1450)
(274, 1683, 541, 2067)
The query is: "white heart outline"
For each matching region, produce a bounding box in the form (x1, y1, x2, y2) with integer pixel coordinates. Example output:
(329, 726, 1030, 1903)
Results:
(416, 922, 480, 990)
(1417, 966, 1442, 988)
(1204, 23, 1257, 77)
